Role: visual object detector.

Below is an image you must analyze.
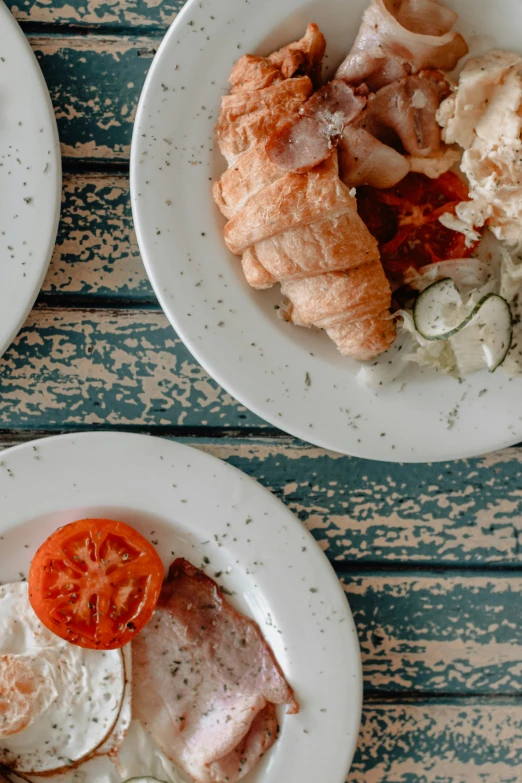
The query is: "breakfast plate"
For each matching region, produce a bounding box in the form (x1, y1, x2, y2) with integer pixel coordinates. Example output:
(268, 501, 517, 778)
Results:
(0, 3, 61, 358)
(0, 431, 362, 783)
(131, 0, 522, 463)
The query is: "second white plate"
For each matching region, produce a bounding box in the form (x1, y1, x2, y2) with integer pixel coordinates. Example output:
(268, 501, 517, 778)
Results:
(0, 431, 362, 783)
(0, 4, 61, 357)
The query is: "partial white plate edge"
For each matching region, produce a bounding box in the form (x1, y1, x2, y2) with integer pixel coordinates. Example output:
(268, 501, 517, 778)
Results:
(0, 4, 62, 358)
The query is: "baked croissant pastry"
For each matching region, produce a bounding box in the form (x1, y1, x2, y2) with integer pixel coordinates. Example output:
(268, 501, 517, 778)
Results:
(213, 25, 396, 361)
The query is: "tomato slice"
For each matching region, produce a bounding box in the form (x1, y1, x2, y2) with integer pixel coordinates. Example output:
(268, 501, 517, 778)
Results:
(28, 518, 164, 650)
(357, 172, 480, 283)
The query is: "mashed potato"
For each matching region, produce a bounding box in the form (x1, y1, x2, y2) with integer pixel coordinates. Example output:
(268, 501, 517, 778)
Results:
(437, 50, 522, 247)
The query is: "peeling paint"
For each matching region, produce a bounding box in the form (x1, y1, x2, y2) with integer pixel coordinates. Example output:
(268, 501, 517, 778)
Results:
(9, 0, 181, 27)
(350, 704, 522, 782)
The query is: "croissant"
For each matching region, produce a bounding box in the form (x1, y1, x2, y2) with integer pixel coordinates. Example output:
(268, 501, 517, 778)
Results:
(213, 24, 396, 361)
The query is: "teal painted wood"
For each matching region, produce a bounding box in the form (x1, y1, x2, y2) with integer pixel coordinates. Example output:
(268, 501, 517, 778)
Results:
(30, 36, 156, 160)
(0, 309, 264, 428)
(350, 701, 522, 782)
(203, 440, 522, 565)
(9, 0, 182, 29)
(45, 174, 153, 298)
(342, 574, 522, 693)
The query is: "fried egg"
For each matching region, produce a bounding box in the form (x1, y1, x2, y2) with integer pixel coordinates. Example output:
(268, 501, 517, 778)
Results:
(0, 582, 126, 776)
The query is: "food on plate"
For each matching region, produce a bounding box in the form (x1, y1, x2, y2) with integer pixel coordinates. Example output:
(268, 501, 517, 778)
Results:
(335, 0, 467, 88)
(2, 513, 297, 783)
(437, 50, 522, 246)
(28, 518, 164, 650)
(214, 25, 396, 360)
(356, 172, 476, 283)
(266, 79, 368, 173)
(211, 0, 522, 384)
(133, 558, 298, 783)
(0, 581, 128, 775)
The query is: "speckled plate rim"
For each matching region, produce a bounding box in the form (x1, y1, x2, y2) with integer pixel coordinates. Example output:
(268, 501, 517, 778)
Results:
(130, 0, 522, 463)
(0, 4, 61, 358)
(0, 431, 362, 783)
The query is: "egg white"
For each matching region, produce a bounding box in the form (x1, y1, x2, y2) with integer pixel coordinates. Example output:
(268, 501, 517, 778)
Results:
(0, 582, 126, 776)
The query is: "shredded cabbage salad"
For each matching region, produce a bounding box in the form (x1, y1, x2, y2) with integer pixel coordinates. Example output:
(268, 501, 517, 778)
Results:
(357, 232, 522, 387)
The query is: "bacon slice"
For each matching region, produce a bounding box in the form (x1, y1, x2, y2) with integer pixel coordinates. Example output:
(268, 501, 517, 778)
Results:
(359, 74, 444, 157)
(336, 0, 468, 89)
(339, 126, 411, 188)
(266, 81, 367, 173)
(132, 559, 298, 783)
(407, 145, 461, 178)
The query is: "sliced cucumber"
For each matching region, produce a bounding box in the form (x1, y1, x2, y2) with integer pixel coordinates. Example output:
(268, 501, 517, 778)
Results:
(413, 278, 470, 339)
(450, 322, 487, 375)
(467, 293, 513, 371)
(412, 278, 513, 373)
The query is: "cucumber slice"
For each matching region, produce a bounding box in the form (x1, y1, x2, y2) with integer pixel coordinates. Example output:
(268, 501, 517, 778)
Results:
(413, 278, 470, 339)
(450, 322, 488, 375)
(467, 293, 513, 371)
(412, 278, 513, 373)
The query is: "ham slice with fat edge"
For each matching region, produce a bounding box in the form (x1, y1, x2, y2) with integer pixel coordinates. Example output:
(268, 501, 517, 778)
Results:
(132, 559, 298, 783)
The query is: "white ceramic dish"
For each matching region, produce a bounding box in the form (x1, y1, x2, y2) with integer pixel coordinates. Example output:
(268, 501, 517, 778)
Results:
(130, 0, 522, 463)
(0, 4, 61, 358)
(0, 431, 362, 783)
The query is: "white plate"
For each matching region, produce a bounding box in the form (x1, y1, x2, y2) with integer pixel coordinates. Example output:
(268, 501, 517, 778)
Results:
(0, 431, 362, 783)
(130, 0, 522, 463)
(0, 4, 61, 357)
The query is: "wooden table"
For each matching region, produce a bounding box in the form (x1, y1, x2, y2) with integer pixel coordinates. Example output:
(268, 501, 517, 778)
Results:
(3, 1, 522, 780)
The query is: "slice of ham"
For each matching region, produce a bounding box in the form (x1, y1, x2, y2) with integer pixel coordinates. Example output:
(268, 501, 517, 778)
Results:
(265, 117, 332, 174)
(359, 74, 444, 157)
(266, 81, 367, 173)
(339, 125, 411, 188)
(132, 559, 298, 783)
(336, 0, 468, 89)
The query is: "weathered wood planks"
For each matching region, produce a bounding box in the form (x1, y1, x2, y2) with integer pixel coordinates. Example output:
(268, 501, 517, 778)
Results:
(0, 308, 257, 428)
(8, 0, 181, 29)
(199, 440, 522, 566)
(343, 574, 522, 693)
(350, 701, 522, 782)
(45, 174, 150, 298)
(30, 36, 157, 160)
